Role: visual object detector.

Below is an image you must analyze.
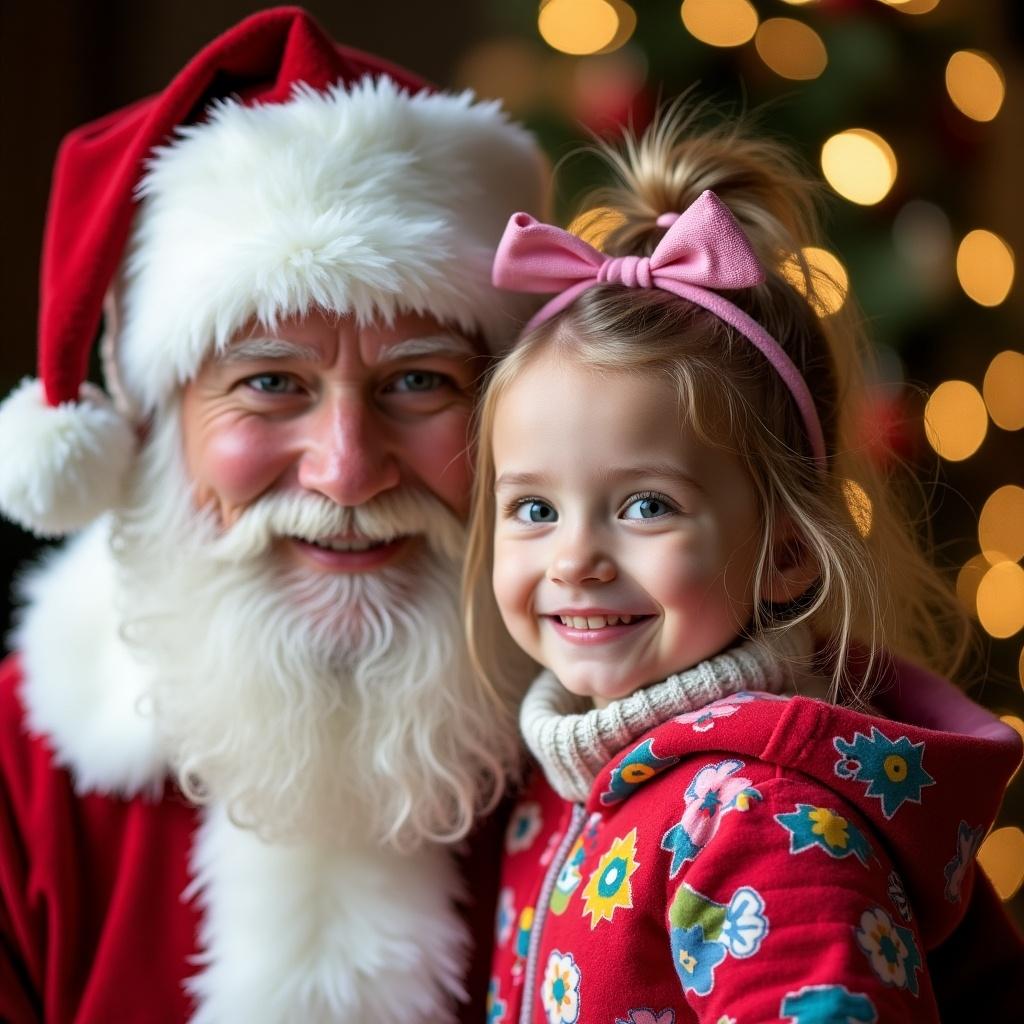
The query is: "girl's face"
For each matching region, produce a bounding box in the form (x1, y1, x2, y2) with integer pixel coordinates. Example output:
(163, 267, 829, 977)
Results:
(491, 349, 764, 706)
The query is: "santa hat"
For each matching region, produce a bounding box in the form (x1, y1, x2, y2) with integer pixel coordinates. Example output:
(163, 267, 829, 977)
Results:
(0, 6, 548, 538)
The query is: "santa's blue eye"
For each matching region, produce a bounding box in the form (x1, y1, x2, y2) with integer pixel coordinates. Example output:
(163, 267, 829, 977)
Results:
(621, 493, 675, 520)
(247, 373, 296, 394)
(515, 500, 557, 524)
(391, 371, 446, 392)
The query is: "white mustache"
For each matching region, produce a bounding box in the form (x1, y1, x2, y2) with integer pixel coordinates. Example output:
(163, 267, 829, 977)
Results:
(207, 487, 466, 564)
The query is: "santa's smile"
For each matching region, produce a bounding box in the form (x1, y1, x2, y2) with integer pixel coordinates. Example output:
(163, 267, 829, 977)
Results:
(288, 534, 411, 571)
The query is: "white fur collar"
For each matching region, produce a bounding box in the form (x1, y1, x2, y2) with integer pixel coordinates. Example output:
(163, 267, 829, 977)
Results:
(13, 521, 469, 1022)
(15, 518, 166, 796)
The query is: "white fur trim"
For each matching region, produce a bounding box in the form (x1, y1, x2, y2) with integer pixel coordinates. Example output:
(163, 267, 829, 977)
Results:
(119, 77, 548, 410)
(14, 519, 164, 796)
(0, 379, 135, 537)
(187, 805, 469, 1023)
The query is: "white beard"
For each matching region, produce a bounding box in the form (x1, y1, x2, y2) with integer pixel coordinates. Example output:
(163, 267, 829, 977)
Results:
(110, 406, 521, 849)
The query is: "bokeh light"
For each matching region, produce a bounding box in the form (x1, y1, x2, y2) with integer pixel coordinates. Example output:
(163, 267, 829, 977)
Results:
(979, 485, 1024, 564)
(979, 827, 1024, 901)
(956, 230, 1015, 307)
(956, 554, 991, 618)
(945, 50, 1005, 122)
(976, 561, 1024, 639)
(780, 247, 849, 316)
(755, 19, 827, 81)
(455, 39, 543, 114)
(984, 352, 1024, 432)
(567, 206, 626, 250)
(923, 381, 988, 461)
(881, 0, 942, 13)
(538, 0, 621, 56)
(821, 129, 897, 206)
(680, 0, 758, 49)
(842, 480, 873, 537)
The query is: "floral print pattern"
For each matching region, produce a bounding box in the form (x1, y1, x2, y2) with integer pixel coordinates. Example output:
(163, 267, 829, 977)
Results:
(774, 803, 873, 867)
(496, 886, 516, 946)
(541, 950, 581, 1024)
(600, 739, 680, 806)
(833, 728, 934, 820)
(670, 922, 727, 996)
(943, 819, 984, 903)
(615, 1010, 675, 1024)
(661, 759, 761, 876)
(506, 801, 543, 854)
(581, 828, 640, 928)
(550, 836, 586, 915)
(886, 870, 911, 923)
(855, 906, 922, 996)
(487, 977, 508, 1024)
(780, 984, 877, 1023)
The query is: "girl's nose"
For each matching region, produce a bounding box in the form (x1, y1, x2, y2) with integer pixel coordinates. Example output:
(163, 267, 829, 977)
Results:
(547, 535, 617, 586)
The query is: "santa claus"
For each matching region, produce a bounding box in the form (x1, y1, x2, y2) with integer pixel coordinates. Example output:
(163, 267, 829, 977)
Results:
(0, 8, 547, 1022)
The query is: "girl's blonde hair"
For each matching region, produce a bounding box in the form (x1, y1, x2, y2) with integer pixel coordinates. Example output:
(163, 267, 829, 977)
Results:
(464, 105, 970, 707)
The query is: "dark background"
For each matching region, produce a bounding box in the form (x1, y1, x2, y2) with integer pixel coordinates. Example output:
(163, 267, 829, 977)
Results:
(2, 0, 1022, 919)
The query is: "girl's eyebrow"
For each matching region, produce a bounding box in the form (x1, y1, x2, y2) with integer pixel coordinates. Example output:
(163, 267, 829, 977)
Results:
(602, 463, 706, 492)
(494, 470, 551, 490)
(217, 338, 321, 363)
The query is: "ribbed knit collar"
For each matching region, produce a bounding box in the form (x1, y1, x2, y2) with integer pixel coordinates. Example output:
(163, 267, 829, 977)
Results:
(520, 629, 818, 802)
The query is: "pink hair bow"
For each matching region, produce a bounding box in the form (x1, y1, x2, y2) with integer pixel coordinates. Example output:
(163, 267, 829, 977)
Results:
(492, 190, 826, 464)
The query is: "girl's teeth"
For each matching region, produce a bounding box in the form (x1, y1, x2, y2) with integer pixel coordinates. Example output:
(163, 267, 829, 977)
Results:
(557, 614, 638, 629)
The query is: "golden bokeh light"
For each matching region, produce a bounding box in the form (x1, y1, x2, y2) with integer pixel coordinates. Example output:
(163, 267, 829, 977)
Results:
(1003, 714, 1024, 782)
(755, 18, 827, 81)
(976, 561, 1024, 639)
(567, 207, 626, 251)
(538, 0, 621, 56)
(978, 827, 1024, 901)
(680, 0, 758, 49)
(923, 380, 987, 462)
(820, 129, 897, 206)
(778, 0, 817, 5)
(979, 485, 1024, 564)
(780, 247, 849, 316)
(984, 351, 1024, 431)
(842, 480, 873, 537)
(945, 50, 1005, 123)
(881, 0, 941, 12)
(956, 230, 1015, 307)
(955, 554, 991, 618)
(602, 1, 638, 53)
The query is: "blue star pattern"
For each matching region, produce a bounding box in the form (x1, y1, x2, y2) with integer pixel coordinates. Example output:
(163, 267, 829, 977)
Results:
(774, 803, 873, 867)
(833, 728, 935, 820)
(600, 738, 681, 806)
(670, 923, 727, 997)
(943, 819, 985, 904)
(780, 984, 877, 1023)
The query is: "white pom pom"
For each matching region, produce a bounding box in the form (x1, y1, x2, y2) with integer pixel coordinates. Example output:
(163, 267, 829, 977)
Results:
(0, 378, 136, 538)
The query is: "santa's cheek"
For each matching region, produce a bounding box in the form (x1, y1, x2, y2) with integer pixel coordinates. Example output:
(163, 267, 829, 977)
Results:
(195, 421, 294, 507)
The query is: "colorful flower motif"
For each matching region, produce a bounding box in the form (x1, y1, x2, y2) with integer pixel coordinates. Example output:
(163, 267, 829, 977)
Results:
(833, 728, 934, 820)
(581, 828, 640, 928)
(506, 801, 543, 854)
(541, 950, 581, 1024)
(887, 870, 911, 923)
(855, 906, 923, 996)
(487, 978, 508, 1024)
(515, 906, 534, 959)
(540, 827, 563, 867)
(661, 759, 761, 876)
(774, 803, 873, 867)
(496, 887, 516, 946)
(669, 882, 769, 958)
(716, 1018, 737, 1024)
(600, 739, 681, 806)
(550, 836, 586, 915)
(615, 1010, 676, 1024)
(943, 819, 985, 903)
(670, 923, 727, 996)
(780, 984, 877, 1023)
(675, 701, 741, 732)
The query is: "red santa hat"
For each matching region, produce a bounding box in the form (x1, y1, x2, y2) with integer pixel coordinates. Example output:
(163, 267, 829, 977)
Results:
(0, 6, 548, 537)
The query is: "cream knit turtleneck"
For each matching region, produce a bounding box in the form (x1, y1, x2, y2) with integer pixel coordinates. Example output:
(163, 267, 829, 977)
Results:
(520, 629, 824, 802)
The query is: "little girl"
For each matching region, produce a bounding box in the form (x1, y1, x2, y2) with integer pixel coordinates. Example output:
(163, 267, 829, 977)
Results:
(464, 111, 1023, 1023)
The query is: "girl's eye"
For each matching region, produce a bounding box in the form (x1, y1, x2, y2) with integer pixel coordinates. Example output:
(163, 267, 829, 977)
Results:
(514, 500, 558, 524)
(391, 370, 446, 393)
(621, 493, 675, 520)
(246, 373, 297, 395)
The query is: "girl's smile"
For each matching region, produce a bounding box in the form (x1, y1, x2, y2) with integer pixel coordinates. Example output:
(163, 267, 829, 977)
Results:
(491, 346, 767, 706)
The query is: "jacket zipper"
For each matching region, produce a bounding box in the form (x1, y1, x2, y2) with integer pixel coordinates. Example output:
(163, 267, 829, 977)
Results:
(519, 803, 588, 1024)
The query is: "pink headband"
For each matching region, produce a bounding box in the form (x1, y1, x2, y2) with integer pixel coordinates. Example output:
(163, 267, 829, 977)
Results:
(492, 190, 827, 465)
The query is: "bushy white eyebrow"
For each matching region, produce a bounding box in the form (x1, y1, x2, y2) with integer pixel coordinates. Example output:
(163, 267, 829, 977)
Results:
(217, 338, 321, 363)
(379, 334, 477, 362)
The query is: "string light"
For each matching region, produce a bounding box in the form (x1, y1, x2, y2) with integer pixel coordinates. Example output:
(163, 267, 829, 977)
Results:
(923, 381, 987, 461)
(976, 561, 1024, 639)
(978, 485, 1024, 564)
(945, 50, 1005, 122)
(956, 230, 1015, 308)
(821, 130, 897, 206)
(780, 247, 849, 316)
(755, 18, 827, 81)
(978, 827, 1024, 901)
(983, 351, 1024, 431)
(680, 0, 758, 49)
(538, 0, 621, 56)
(567, 207, 626, 250)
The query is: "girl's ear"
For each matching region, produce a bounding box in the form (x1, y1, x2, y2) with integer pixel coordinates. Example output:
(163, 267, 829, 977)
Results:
(759, 517, 819, 605)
